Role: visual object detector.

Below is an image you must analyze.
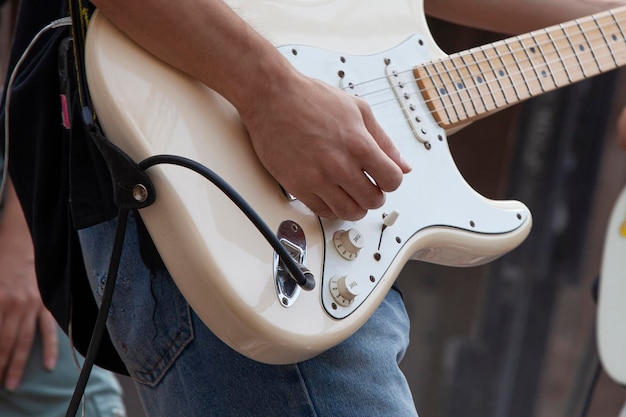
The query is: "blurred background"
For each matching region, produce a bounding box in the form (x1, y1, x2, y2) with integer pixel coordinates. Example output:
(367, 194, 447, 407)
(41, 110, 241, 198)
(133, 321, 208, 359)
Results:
(397, 16, 626, 417)
(1, 2, 625, 416)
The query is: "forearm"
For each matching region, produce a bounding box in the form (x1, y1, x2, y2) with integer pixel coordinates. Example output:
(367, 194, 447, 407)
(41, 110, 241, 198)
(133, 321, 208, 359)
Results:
(89, 0, 299, 119)
(0, 179, 57, 390)
(424, 0, 626, 34)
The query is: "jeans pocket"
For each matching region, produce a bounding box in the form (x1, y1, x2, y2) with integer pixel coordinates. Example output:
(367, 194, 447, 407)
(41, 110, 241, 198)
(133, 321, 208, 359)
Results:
(79, 215, 194, 387)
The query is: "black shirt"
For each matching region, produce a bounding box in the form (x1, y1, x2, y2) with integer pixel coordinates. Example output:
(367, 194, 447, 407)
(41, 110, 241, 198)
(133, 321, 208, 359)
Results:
(2, 0, 127, 374)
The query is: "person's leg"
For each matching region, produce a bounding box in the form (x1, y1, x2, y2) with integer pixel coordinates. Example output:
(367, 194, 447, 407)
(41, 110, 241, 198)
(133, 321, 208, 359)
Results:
(79, 212, 417, 417)
(135, 287, 416, 417)
(0, 326, 126, 417)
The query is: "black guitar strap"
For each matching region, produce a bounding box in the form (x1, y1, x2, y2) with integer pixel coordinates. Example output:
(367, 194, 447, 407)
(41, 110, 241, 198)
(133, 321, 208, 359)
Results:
(63, 3, 158, 415)
(66, 0, 156, 210)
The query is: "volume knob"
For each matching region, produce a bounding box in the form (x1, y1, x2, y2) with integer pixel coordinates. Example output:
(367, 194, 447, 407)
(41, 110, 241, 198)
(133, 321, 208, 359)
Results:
(333, 228, 365, 260)
(329, 275, 361, 307)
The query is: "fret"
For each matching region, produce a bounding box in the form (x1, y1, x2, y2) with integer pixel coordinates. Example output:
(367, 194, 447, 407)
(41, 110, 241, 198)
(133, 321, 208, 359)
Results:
(502, 40, 533, 97)
(576, 19, 611, 72)
(430, 60, 463, 124)
(544, 28, 573, 84)
(513, 37, 542, 94)
(529, 32, 560, 87)
(591, 15, 618, 67)
(457, 52, 488, 115)
(576, 20, 602, 72)
(607, 11, 626, 66)
(518, 33, 555, 91)
(510, 35, 544, 95)
(489, 41, 523, 101)
(610, 9, 626, 41)
(446, 54, 480, 118)
(559, 22, 589, 78)
(465, 50, 499, 113)
(414, 62, 454, 126)
(479, 45, 513, 106)
(440, 58, 472, 121)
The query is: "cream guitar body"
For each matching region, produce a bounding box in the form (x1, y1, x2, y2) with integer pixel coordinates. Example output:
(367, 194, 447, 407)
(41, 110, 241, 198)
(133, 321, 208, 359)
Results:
(85, 1, 626, 364)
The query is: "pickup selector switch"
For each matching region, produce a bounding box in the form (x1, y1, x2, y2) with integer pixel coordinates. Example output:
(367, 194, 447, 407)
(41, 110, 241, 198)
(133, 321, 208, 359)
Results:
(333, 229, 365, 260)
(329, 275, 361, 307)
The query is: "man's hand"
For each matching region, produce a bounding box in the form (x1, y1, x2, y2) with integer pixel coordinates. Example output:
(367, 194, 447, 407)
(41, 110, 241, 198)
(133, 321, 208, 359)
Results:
(241, 73, 412, 221)
(0, 181, 57, 391)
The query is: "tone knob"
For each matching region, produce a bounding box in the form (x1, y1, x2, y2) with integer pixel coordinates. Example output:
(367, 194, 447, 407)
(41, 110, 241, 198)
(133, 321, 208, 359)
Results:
(329, 275, 361, 307)
(333, 228, 365, 260)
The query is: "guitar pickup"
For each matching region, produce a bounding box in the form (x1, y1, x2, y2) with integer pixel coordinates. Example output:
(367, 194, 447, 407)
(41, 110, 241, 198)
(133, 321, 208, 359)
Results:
(386, 62, 432, 145)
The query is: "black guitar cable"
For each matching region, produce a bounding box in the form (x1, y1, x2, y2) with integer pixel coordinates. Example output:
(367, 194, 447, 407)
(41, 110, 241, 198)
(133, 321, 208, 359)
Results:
(64, 153, 316, 417)
(138, 154, 316, 290)
(65, 207, 129, 417)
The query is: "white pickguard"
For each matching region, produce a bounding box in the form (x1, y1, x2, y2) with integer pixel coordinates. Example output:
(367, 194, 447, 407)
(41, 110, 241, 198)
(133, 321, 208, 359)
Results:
(85, 1, 531, 364)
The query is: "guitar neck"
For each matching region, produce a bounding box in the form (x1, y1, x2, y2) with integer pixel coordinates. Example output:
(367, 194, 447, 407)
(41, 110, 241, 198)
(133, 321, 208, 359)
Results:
(415, 6, 626, 128)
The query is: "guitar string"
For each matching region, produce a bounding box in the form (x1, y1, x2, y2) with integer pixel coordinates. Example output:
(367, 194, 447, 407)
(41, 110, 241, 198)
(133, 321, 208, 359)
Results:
(348, 10, 626, 102)
(339, 17, 626, 126)
(361, 44, 622, 130)
(370, 41, 622, 127)
(361, 43, 623, 127)
(354, 22, 618, 118)
(355, 28, 624, 123)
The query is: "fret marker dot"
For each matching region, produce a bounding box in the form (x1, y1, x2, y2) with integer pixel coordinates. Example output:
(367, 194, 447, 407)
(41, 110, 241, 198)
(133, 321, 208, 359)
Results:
(457, 82, 464, 89)
(477, 76, 483, 83)
(541, 70, 547, 78)
(612, 34, 618, 41)
(439, 87, 446, 95)
(530, 47, 536, 53)
(579, 44, 585, 51)
(498, 70, 505, 76)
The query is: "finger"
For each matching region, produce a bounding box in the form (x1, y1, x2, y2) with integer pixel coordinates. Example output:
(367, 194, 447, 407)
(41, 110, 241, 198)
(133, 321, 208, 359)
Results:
(339, 170, 386, 211)
(359, 98, 411, 166)
(38, 309, 58, 371)
(0, 313, 21, 380)
(357, 106, 407, 192)
(3, 314, 37, 391)
(294, 191, 337, 219)
(315, 184, 367, 221)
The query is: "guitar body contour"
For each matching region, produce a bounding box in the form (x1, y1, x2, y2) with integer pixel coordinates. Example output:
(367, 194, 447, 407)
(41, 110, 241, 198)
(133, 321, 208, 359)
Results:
(85, 0, 531, 364)
(598, 185, 626, 386)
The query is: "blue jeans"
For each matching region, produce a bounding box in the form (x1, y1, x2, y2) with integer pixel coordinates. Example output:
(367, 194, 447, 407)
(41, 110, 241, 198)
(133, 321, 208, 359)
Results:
(78, 212, 417, 417)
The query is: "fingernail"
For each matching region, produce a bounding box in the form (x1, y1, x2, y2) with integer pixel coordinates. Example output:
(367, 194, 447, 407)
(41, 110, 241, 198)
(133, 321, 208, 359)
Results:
(44, 357, 57, 371)
(400, 154, 412, 171)
(5, 377, 19, 391)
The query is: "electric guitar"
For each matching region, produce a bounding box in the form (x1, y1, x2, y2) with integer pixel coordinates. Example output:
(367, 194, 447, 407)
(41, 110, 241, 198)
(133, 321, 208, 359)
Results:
(84, 1, 626, 364)
(598, 185, 626, 386)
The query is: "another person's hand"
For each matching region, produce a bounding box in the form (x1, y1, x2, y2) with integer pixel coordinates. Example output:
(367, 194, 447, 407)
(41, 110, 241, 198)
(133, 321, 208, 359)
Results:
(0, 181, 57, 391)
